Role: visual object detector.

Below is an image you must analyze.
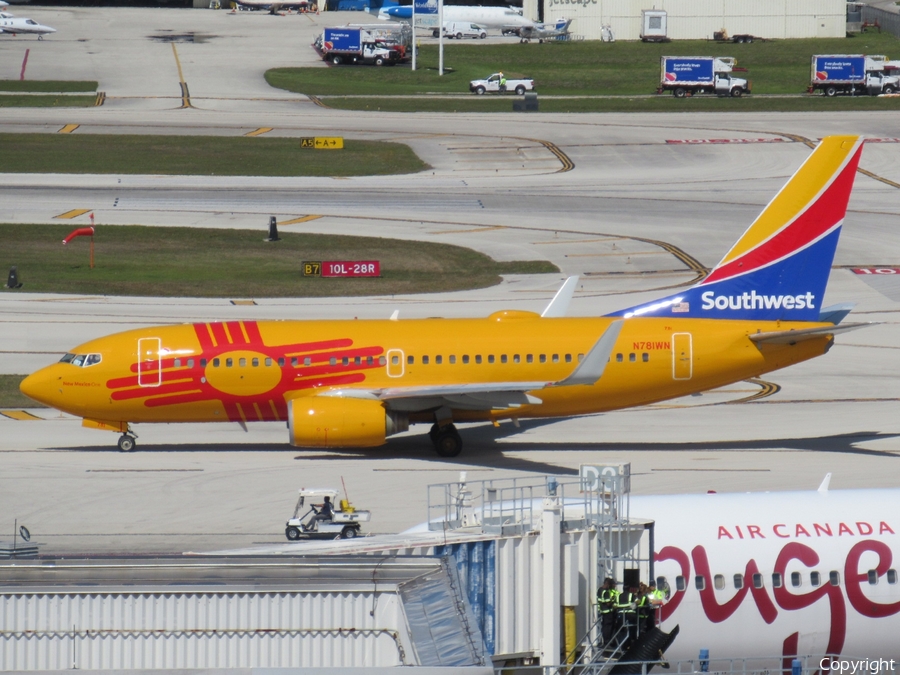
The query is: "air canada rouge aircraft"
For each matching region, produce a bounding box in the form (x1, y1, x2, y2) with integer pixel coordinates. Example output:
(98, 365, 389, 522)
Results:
(21, 136, 868, 455)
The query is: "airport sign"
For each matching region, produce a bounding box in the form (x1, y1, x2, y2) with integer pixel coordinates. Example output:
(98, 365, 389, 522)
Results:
(300, 137, 344, 149)
(304, 261, 381, 277)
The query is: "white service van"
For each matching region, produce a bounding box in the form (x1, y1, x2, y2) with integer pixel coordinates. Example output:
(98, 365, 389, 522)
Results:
(439, 21, 487, 39)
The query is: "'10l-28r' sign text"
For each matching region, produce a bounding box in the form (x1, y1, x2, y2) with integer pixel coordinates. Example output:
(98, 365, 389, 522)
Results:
(304, 261, 381, 278)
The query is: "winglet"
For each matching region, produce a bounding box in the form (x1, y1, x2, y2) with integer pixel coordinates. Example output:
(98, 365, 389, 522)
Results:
(555, 320, 623, 386)
(542, 276, 579, 318)
(818, 473, 832, 493)
(819, 302, 855, 325)
(389, 310, 400, 321)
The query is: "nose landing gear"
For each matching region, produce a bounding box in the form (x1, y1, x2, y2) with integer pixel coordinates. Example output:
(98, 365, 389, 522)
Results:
(117, 432, 138, 452)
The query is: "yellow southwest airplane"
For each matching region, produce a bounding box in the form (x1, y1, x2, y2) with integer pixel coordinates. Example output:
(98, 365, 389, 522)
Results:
(21, 136, 869, 457)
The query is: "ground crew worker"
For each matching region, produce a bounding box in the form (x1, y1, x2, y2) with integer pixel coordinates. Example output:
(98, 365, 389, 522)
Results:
(616, 584, 638, 649)
(647, 580, 666, 628)
(499, 72, 507, 92)
(636, 583, 654, 635)
(596, 577, 619, 648)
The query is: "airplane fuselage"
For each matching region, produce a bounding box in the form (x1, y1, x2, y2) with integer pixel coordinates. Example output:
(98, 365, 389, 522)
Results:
(22, 314, 833, 428)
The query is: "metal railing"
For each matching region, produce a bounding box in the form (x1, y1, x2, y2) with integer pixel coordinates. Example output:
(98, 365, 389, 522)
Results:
(862, 6, 900, 38)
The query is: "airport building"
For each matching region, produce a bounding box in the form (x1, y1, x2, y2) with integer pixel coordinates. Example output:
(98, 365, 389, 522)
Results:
(523, 0, 848, 42)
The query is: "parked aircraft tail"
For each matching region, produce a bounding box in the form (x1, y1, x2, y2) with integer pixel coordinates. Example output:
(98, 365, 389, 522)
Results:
(609, 136, 864, 322)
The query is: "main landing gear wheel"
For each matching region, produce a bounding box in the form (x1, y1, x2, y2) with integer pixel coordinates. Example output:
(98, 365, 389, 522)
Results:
(117, 434, 136, 452)
(286, 527, 301, 541)
(432, 425, 463, 458)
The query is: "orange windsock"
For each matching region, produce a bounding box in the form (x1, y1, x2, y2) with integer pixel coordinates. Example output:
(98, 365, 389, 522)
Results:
(62, 226, 94, 245)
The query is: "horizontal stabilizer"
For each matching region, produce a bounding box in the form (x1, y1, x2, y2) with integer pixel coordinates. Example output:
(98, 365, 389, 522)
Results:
(749, 322, 872, 345)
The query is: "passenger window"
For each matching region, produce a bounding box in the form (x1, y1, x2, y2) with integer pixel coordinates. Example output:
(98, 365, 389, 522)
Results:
(868, 570, 878, 585)
(446, 355, 454, 364)
(264, 358, 271, 367)
(342, 357, 349, 366)
(714, 574, 725, 590)
(642, 353, 649, 362)
(695, 575, 705, 591)
(829, 571, 840, 586)
(391, 355, 399, 365)
(753, 574, 763, 589)
(379, 356, 386, 366)
(277, 357, 284, 367)
(734, 574, 743, 589)
(888, 569, 897, 584)
(213, 358, 220, 367)
(578, 353, 584, 362)
(791, 572, 802, 588)
(252, 358, 259, 367)
(629, 353, 636, 362)
(367, 356, 373, 365)
(675, 576, 686, 592)
(501, 355, 508, 364)
(292, 357, 299, 367)
(188, 359, 195, 368)
(174, 358, 182, 368)
(436, 355, 443, 365)
(354, 356, 361, 365)
(552, 354, 559, 363)
(463, 355, 470, 364)
(565, 354, 572, 363)
(616, 354, 623, 362)
(304, 357, 311, 366)
(200, 358, 208, 367)
(239, 358, 246, 367)
(488, 355, 495, 364)
(526, 354, 533, 363)
(329, 357, 336, 366)
(408, 355, 414, 365)
(811, 572, 821, 587)
(539, 354, 546, 363)
(512, 354, 519, 363)
(226, 358, 233, 367)
(772, 573, 783, 588)
(423, 356, 430, 365)
(476, 355, 482, 364)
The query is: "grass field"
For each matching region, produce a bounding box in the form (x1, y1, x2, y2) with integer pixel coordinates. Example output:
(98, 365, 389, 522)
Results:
(0, 80, 98, 92)
(0, 95, 97, 108)
(0, 375, 42, 409)
(268, 32, 900, 112)
(0, 134, 427, 175)
(0, 224, 558, 298)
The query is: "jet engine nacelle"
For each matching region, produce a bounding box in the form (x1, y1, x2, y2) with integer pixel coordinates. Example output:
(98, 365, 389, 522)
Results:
(287, 396, 408, 448)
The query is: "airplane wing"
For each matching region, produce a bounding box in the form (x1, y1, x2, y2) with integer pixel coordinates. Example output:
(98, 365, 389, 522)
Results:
(749, 322, 872, 345)
(310, 320, 623, 412)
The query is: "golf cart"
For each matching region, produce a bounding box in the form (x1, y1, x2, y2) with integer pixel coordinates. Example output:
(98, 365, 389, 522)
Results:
(285, 488, 371, 541)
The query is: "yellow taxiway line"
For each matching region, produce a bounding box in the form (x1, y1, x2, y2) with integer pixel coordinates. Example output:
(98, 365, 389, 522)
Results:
(54, 209, 92, 220)
(0, 410, 42, 421)
(279, 215, 323, 225)
(245, 128, 274, 137)
(58, 124, 79, 134)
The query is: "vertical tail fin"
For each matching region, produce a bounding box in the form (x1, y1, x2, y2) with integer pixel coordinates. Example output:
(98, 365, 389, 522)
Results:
(609, 136, 864, 322)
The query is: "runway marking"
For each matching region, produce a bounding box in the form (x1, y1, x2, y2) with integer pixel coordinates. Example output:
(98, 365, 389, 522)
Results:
(20, 48, 29, 80)
(230, 300, 257, 306)
(533, 238, 624, 245)
(279, 215, 323, 225)
(308, 95, 329, 108)
(245, 127, 273, 137)
(0, 411, 42, 421)
(666, 138, 787, 144)
(53, 209, 92, 220)
(533, 139, 574, 172)
(725, 378, 781, 404)
(652, 468, 771, 472)
(58, 124, 79, 134)
(429, 226, 506, 234)
(565, 251, 667, 258)
(86, 469, 204, 473)
(171, 43, 193, 109)
(94, 92, 106, 107)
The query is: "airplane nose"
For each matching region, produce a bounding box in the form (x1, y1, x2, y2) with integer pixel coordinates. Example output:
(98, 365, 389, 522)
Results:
(19, 368, 56, 407)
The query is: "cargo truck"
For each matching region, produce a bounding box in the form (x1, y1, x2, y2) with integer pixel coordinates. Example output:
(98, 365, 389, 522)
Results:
(809, 54, 900, 96)
(318, 25, 411, 65)
(658, 56, 750, 98)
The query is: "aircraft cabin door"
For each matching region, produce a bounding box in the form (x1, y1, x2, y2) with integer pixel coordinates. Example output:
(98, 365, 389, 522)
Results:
(386, 349, 404, 378)
(137, 337, 162, 388)
(672, 333, 692, 380)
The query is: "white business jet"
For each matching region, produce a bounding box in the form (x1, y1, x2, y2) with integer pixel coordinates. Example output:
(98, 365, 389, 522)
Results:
(0, 15, 56, 39)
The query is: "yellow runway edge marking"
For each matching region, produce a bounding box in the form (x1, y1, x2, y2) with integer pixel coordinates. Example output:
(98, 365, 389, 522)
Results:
(1, 410, 42, 421)
(279, 215, 323, 225)
(54, 209, 92, 220)
(58, 124, 79, 134)
(245, 127, 274, 137)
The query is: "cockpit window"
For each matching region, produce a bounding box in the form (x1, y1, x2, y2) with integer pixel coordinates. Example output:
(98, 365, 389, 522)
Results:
(62, 353, 102, 367)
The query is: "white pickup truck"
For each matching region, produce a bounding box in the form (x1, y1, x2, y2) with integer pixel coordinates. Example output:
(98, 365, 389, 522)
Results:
(469, 73, 535, 95)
